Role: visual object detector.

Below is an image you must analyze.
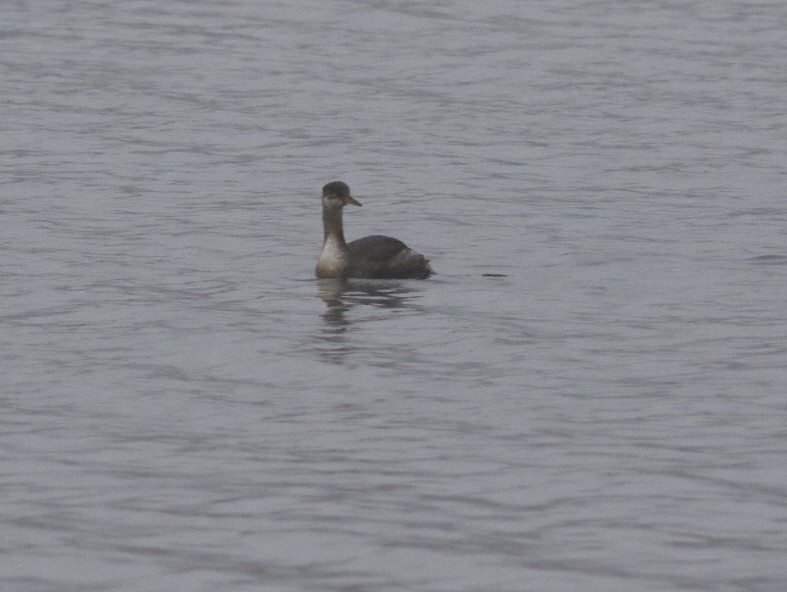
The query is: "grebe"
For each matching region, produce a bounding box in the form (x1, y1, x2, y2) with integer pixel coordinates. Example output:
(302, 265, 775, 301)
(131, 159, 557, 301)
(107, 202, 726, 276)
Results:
(315, 181, 433, 279)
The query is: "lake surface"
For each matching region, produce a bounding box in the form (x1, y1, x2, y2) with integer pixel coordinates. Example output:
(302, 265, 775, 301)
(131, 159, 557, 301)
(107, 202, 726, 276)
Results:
(2, 1, 786, 590)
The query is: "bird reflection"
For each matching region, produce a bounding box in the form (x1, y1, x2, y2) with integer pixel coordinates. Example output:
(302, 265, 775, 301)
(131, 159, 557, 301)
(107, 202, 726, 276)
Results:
(318, 278, 353, 333)
(316, 278, 423, 364)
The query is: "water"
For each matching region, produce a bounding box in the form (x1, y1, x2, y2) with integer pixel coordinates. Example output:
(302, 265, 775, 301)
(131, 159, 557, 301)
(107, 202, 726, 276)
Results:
(2, 1, 786, 590)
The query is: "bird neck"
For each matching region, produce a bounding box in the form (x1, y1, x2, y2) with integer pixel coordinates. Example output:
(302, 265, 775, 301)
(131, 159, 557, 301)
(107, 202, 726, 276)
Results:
(322, 206, 347, 246)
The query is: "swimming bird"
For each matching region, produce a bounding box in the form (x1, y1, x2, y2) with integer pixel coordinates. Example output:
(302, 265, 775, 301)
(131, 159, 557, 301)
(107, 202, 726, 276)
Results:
(315, 181, 432, 279)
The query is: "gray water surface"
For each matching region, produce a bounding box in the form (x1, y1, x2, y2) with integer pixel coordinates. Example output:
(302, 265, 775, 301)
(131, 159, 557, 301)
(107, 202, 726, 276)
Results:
(2, 1, 787, 591)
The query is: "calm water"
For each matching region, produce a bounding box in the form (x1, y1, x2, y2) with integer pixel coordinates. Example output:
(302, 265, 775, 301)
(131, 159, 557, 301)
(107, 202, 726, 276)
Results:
(2, 1, 787, 590)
